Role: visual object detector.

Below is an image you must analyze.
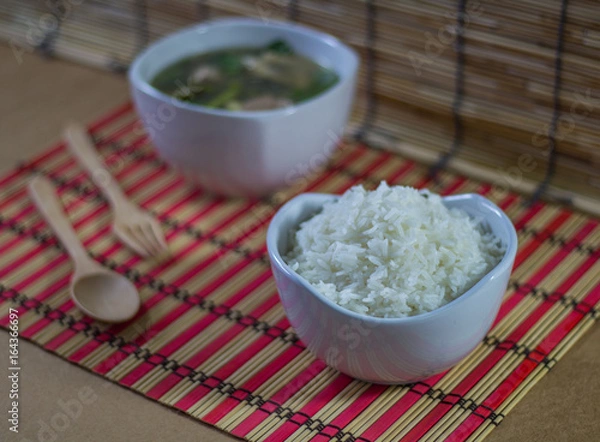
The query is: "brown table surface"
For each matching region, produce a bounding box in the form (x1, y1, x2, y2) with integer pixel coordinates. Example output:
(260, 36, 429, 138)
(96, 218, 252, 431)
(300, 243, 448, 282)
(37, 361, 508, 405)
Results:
(1, 44, 598, 442)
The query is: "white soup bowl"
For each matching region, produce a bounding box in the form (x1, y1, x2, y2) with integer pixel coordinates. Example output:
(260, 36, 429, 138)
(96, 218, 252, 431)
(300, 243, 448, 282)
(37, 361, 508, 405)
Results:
(129, 18, 359, 197)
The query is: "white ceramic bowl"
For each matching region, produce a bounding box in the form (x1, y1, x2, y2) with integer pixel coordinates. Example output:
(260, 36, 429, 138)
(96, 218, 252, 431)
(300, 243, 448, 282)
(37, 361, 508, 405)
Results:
(267, 192, 518, 384)
(129, 18, 359, 197)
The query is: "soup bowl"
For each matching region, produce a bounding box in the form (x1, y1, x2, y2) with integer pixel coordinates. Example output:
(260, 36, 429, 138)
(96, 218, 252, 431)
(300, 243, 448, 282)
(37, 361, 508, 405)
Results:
(129, 18, 359, 197)
(266, 192, 518, 384)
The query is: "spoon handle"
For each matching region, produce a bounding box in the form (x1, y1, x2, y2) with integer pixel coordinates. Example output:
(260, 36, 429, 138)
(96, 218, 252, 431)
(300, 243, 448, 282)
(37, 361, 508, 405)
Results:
(28, 176, 95, 267)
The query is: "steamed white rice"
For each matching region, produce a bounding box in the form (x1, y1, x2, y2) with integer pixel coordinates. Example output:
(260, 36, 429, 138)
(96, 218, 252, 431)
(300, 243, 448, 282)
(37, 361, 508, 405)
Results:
(286, 182, 505, 318)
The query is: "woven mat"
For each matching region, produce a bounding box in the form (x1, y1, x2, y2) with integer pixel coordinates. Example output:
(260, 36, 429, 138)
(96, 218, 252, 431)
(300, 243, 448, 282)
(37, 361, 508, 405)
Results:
(1, 103, 599, 442)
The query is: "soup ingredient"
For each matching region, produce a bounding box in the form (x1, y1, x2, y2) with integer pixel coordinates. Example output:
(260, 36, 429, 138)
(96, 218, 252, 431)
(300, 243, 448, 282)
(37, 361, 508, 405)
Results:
(240, 96, 293, 111)
(286, 183, 506, 318)
(151, 39, 339, 110)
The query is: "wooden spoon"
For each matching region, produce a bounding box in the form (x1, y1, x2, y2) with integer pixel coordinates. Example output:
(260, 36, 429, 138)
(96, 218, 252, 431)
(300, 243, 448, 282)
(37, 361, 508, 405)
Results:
(28, 176, 140, 323)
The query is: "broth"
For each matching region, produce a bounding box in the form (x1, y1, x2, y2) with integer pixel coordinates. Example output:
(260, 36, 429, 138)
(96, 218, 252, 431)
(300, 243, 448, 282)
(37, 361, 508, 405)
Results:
(151, 40, 339, 111)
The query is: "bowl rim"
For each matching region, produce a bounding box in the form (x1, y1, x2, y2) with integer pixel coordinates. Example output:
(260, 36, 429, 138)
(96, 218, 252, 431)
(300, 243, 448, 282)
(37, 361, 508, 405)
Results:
(128, 17, 360, 120)
(266, 191, 519, 325)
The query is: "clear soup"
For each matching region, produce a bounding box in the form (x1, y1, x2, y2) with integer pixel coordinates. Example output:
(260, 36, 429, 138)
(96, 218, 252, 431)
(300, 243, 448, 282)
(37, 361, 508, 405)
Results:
(151, 39, 339, 111)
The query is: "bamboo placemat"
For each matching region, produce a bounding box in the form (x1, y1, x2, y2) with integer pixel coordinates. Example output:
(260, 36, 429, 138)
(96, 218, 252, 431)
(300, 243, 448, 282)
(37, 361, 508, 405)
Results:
(1, 103, 599, 441)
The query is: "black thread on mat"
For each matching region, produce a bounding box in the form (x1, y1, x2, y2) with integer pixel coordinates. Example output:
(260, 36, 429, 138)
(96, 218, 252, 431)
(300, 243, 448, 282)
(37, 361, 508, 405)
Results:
(0, 215, 291, 339)
(6, 164, 600, 334)
(2, 139, 592, 434)
(509, 280, 599, 320)
(430, 389, 504, 425)
(100, 137, 371, 209)
(288, 0, 300, 22)
(332, 163, 387, 189)
(101, 138, 380, 203)
(6, 276, 591, 433)
(1, 215, 588, 375)
(3, 245, 582, 375)
(20, 165, 271, 264)
(107, 60, 129, 74)
(196, 0, 211, 20)
(354, 0, 378, 142)
(20, 142, 377, 265)
(134, 0, 150, 53)
(35, 0, 65, 57)
(96, 134, 388, 216)
(95, 259, 280, 334)
(102, 139, 164, 167)
(519, 225, 599, 256)
(530, 0, 569, 205)
(0, 285, 366, 441)
(483, 335, 557, 369)
(428, 0, 467, 180)
(0, 282, 503, 439)
(8, 152, 600, 328)
(1, 207, 577, 384)
(108, 0, 149, 73)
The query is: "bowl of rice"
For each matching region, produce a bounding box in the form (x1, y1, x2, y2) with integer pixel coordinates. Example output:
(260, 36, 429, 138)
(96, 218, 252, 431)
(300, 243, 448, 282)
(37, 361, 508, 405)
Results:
(267, 183, 517, 384)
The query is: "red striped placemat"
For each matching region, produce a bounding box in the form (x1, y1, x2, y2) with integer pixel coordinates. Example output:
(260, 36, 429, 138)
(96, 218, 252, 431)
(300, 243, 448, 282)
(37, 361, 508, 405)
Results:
(1, 103, 599, 441)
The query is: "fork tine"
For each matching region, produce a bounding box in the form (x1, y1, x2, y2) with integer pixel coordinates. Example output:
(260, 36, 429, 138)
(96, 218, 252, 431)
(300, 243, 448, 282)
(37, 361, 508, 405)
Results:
(139, 224, 162, 256)
(130, 225, 157, 256)
(150, 220, 168, 251)
(115, 226, 151, 257)
(142, 222, 167, 256)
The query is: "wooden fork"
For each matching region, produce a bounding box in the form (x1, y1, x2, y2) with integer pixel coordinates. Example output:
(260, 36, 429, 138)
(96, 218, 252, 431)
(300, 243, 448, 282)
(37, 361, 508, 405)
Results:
(65, 122, 168, 257)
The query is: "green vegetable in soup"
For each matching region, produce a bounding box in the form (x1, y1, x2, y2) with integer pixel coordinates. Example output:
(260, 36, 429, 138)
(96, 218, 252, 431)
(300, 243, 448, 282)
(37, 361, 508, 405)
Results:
(205, 80, 241, 108)
(150, 39, 339, 111)
(292, 68, 339, 102)
(215, 53, 243, 75)
(266, 39, 294, 55)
